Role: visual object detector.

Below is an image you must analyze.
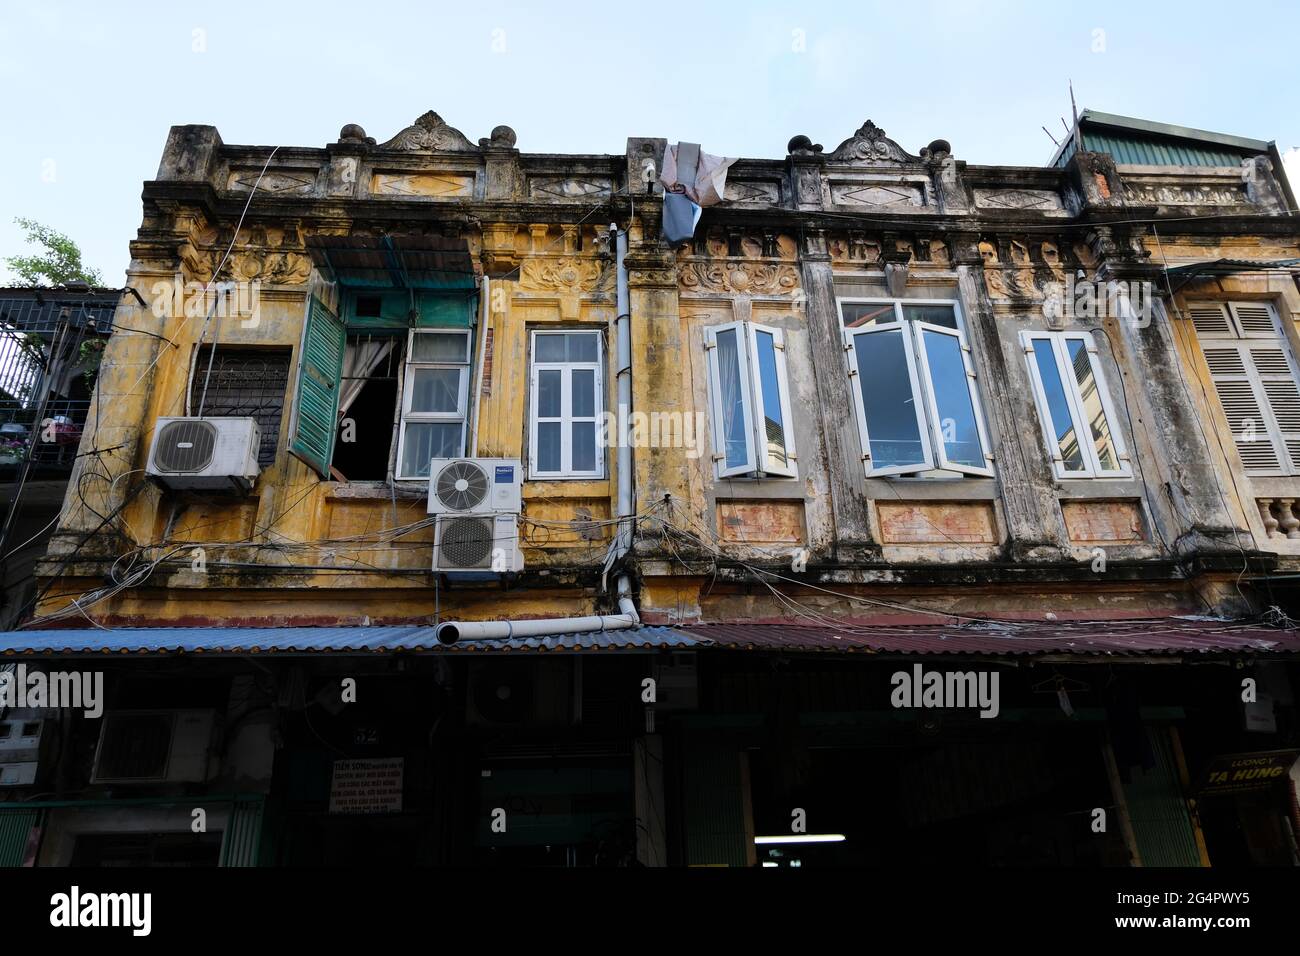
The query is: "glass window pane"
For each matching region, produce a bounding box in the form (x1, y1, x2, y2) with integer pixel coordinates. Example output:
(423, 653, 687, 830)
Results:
(537, 369, 562, 418)
(1031, 341, 1086, 472)
(571, 369, 595, 418)
(753, 330, 788, 467)
(715, 328, 750, 469)
(535, 334, 567, 363)
(901, 304, 958, 329)
(409, 368, 461, 413)
(537, 422, 562, 472)
(401, 422, 463, 476)
(921, 329, 984, 468)
(853, 329, 927, 470)
(841, 303, 896, 329)
(1066, 339, 1120, 471)
(411, 332, 468, 363)
(572, 422, 596, 472)
(567, 332, 598, 362)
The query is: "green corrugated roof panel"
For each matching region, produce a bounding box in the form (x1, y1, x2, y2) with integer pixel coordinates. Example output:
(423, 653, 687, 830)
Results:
(1052, 109, 1268, 169)
(1085, 130, 1251, 168)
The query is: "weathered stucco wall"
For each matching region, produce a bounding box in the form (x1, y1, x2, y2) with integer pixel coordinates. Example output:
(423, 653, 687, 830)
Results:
(31, 113, 1300, 627)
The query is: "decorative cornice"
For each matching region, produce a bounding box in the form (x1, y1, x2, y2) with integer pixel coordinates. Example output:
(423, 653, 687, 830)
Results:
(828, 120, 918, 165)
(378, 111, 478, 152)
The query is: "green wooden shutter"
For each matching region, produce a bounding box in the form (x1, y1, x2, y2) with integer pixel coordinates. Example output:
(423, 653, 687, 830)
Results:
(0, 808, 39, 867)
(287, 294, 346, 477)
(1121, 728, 1202, 867)
(219, 797, 264, 867)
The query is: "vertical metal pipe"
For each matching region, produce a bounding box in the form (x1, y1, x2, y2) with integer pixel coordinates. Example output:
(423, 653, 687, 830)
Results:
(614, 225, 633, 560)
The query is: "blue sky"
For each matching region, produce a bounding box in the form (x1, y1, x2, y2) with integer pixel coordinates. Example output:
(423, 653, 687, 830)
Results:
(2, 0, 1297, 284)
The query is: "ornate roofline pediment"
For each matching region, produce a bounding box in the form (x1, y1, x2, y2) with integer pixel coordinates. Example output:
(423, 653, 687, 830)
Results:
(378, 111, 479, 152)
(828, 120, 919, 164)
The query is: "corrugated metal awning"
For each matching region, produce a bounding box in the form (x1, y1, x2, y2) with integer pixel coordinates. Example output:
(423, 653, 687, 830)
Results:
(0, 625, 697, 655)
(6, 618, 1298, 658)
(1164, 258, 1300, 294)
(306, 235, 477, 290)
(677, 617, 1300, 657)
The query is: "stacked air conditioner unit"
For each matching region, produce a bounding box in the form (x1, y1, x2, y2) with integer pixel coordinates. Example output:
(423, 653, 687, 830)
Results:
(427, 458, 524, 575)
(146, 417, 261, 493)
(0, 718, 45, 787)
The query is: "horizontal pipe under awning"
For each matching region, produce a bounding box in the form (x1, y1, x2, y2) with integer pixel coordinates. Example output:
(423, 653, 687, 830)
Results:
(4, 618, 1298, 657)
(0, 625, 695, 655)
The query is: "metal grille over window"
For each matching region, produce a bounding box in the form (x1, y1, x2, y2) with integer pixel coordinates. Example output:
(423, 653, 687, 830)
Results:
(1189, 301, 1300, 476)
(191, 347, 291, 466)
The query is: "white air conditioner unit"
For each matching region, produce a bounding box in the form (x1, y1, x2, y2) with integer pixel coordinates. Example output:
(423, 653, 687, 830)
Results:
(90, 709, 217, 784)
(427, 457, 522, 515)
(433, 513, 524, 574)
(0, 718, 44, 787)
(146, 417, 260, 493)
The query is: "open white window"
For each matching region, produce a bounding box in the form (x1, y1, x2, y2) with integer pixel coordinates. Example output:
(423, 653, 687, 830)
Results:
(394, 329, 471, 479)
(704, 322, 798, 479)
(1021, 331, 1130, 479)
(1188, 301, 1300, 476)
(529, 330, 604, 479)
(839, 299, 993, 477)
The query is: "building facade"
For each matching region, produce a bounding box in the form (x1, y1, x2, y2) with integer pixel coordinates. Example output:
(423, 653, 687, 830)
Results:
(2, 109, 1299, 867)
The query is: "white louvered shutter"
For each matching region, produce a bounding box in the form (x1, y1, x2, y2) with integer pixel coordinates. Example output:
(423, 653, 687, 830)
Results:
(1192, 302, 1300, 476)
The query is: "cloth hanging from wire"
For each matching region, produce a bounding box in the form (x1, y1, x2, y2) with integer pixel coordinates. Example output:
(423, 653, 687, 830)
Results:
(660, 143, 735, 206)
(659, 142, 736, 245)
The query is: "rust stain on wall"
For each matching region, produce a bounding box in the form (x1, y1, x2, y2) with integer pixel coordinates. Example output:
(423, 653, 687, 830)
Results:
(1061, 499, 1144, 544)
(716, 499, 805, 544)
(878, 502, 998, 544)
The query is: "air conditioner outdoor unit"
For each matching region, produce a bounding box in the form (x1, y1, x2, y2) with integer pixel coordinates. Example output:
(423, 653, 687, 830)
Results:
(146, 417, 260, 493)
(433, 513, 524, 574)
(0, 718, 45, 787)
(90, 709, 217, 784)
(427, 457, 522, 515)
(465, 659, 574, 727)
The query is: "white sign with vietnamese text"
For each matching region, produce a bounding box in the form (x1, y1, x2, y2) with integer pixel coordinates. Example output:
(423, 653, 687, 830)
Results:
(329, 757, 403, 814)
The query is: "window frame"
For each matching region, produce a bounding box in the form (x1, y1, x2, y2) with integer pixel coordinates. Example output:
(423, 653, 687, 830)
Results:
(189, 344, 292, 468)
(528, 329, 606, 480)
(393, 328, 471, 481)
(1020, 330, 1131, 480)
(1189, 300, 1300, 477)
(703, 321, 799, 479)
(838, 297, 993, 478)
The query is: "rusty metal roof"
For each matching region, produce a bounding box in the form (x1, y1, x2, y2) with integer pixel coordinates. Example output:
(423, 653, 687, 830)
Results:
(6, 618, 1299, 658)
(677, 617, 1300, 657)
(0, 625, 697, 655)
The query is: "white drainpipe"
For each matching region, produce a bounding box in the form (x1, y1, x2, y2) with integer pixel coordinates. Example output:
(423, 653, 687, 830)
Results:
(435, 222, 639, 646)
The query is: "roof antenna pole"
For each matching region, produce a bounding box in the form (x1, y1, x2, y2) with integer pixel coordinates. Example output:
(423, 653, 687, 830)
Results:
(1069, 80, 1081, 148)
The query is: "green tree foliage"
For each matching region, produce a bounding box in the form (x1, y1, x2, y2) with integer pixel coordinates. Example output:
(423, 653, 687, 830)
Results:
(3, 217, 103, 287)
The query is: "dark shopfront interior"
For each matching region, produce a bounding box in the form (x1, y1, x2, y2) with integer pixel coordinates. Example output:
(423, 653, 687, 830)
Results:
(745, 726, 1129, 867)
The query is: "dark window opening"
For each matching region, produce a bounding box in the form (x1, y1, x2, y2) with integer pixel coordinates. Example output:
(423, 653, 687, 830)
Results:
(190, 347, 291, 466)
(332, 334, 403, 481)
(355, 295, 384, 318)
